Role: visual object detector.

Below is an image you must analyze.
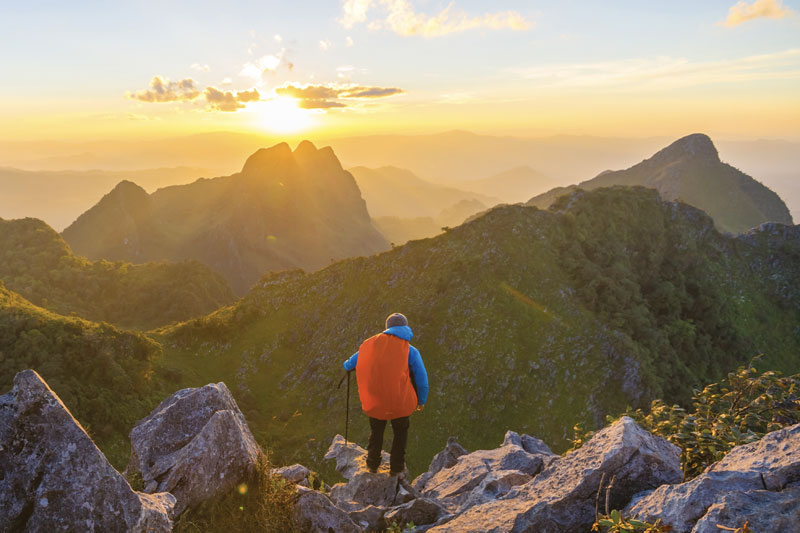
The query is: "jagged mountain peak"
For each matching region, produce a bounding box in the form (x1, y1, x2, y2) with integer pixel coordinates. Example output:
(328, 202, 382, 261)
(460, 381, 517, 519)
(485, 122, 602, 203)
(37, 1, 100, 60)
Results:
(240, 142, 294, 175)
(109, 179, 148, 197)
(647, 133, 719, 166)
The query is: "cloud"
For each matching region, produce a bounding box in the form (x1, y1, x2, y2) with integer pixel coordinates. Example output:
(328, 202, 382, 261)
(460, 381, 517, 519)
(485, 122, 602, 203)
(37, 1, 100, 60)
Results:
(191, 63, 210, 72)
(274, 34, 283, 42)
(240, 50, 292, 81)
(297, 99, 347, 109)
(204, 87, 260, 112)
(319, 39, 332, 51)
(275, 82, 404, 109)
(339, 0, 531, 37)
(509, 49, 800, 91)
(721, 0, 796, 27)
(340, 0, 373, 28)
(345, 36, 354, 47)
(339, 86, 403, 97)
(128, 76, 201, 102)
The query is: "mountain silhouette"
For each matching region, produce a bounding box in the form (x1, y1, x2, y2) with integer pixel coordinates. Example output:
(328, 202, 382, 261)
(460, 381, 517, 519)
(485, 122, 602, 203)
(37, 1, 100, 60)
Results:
(62, 142, 389, 293)
(528, 134, 793, 233)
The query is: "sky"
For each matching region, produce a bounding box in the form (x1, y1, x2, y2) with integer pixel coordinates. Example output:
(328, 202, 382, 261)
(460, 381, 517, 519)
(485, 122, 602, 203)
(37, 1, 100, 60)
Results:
(1, 0, 799, 141)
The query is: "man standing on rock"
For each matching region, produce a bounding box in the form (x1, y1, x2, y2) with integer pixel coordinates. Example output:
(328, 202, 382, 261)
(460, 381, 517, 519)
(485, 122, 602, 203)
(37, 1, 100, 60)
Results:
(343, 313, 429, 476)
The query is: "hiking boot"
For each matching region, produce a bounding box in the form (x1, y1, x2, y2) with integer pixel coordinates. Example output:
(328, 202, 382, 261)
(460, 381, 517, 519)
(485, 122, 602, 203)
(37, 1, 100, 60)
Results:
(367, 466, 378, 474)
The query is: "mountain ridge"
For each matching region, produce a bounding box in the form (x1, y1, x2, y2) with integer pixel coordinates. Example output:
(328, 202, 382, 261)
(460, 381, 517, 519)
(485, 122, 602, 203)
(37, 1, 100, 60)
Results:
(529, 133, 793, 234)
(62, 142, 390, 294)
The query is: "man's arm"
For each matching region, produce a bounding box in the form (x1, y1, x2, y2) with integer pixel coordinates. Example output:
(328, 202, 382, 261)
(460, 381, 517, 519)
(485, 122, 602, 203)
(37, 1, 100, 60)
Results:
(343, 351, 358, 371)
(408, 346, 428, 405)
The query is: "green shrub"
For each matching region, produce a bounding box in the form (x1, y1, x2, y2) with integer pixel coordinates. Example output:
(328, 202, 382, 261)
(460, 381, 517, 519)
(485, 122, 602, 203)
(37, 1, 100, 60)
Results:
(573, 356, 800, 478)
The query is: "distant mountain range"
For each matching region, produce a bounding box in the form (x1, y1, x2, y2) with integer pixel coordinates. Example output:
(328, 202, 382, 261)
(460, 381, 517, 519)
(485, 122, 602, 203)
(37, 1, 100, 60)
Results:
(0, 166, 210, 231)
(0, 217, 234, 329)
(455, 166, 557, 204)
(528, 134, 793, 234)
(62, 142, 389, 294)
(349, 165, 497, 219)
(157, 187, 800, 473)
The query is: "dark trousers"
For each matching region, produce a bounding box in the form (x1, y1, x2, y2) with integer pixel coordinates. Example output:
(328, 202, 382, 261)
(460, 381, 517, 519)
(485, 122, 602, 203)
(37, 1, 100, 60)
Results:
(366, 416, 410, 472)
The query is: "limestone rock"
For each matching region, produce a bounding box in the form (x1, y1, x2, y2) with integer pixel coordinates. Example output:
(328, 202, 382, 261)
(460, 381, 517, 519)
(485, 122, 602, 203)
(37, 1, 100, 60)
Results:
(325, 433, 391, 480)
(431, 416, 682, 532)
(419, 433, 554, 513)
(460, 469, 533, 511)
(273, 463, 310, 484)
(384, 497, 449, 528)
(412, 437, 468, 492)
(692, 486, 800, 533)
(348, 504, 385, 531)
(294, 486, 363, 533)
(126, 382, 261, 515)
(626, 422, 800, 532)
(0, 369, 174, 532)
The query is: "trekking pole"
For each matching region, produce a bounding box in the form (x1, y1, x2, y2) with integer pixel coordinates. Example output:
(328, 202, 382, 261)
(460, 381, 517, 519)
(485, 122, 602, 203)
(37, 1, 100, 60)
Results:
(337, 370, 352, 444)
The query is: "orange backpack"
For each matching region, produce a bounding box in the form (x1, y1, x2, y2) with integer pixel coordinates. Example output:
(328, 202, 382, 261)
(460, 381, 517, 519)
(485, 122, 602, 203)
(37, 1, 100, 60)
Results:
(355, 333, 418, 420)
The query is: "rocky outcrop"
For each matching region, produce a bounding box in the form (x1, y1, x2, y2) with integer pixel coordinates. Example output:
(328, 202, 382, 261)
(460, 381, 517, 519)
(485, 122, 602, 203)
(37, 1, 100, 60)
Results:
(0, 370, 174, 532)
(294, 486, 363, 533)
(416, 430, 556, 514)
(126, 382, 261, 516)
(431, 417, 682, 532)
(626, 422, 800, 532)
(412, 436, 468, 492)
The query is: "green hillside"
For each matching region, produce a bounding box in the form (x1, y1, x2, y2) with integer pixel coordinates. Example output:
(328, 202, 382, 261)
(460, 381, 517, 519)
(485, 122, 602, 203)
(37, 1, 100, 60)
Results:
(155, 186, 800, 477)
(0, 217, 235, 329)
(62, 142, 390, 294)
(0, 283, 167, 467)
(528, 134, 793, 234)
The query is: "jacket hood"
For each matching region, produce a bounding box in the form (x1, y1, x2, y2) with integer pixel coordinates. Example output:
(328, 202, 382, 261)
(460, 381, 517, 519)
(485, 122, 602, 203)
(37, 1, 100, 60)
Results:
(384, 325, 413, 341)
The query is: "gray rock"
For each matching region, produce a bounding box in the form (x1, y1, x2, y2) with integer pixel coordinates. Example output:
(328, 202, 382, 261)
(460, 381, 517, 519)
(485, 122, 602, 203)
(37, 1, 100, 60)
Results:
(273, 463, 310, 484)
(502, 431, 554, 456)
(431, 416, 682, 532)
(460, 469, 533, 511)
(384, 497, 449, 528)
(294, 486, 363, 533)
(325, 433, 391, 480)
(626, 422, 800, 532)
(0, 369, 175, 532)
(348, 504, 385, 531)
(419, 434, 553, 512)
(330, 472, 413, 510)
(126, 382, 261, 515)
(692, 486, 800, 533)
(412, 437, 468, 492)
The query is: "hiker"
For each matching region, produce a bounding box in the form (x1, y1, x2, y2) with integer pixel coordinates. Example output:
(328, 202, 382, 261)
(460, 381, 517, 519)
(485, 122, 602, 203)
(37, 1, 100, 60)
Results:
(343, 313, 428, 476)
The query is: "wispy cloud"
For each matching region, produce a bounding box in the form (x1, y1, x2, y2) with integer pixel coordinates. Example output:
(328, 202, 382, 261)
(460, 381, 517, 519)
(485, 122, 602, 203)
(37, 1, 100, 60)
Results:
(128, 77, 261, 112)
(319, 39, 332, 51)
(204, 87, 260, 111)
(275, 82, 403, 109)
(127, 76, 201, 103)
(239, 50, 293, 82)
(721, 0, 796, 27)
(509, 49, 800, 91)
(339, 0, 531, 37)
(190, 63, 210, 72)
(340, 0, 373, 28)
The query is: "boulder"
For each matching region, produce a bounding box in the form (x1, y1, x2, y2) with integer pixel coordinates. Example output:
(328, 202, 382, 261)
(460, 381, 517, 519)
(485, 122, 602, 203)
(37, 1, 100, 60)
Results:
(324, 433, 391, 479)
(460, 470, 533, 510)
(431, 416, 682, 532)
(692, 486, 800, 533)
(626, 422, 800, 532)
(348, 504, 385, 531)
(293, 486, 363, 533)
(384, 497, 449, 529)
(272, 463, 310, 484)
(412, 437, 468, 491)
(126, 382, 261, 515)
(0, 369, 174, 532)
(418, 432, 555, 513)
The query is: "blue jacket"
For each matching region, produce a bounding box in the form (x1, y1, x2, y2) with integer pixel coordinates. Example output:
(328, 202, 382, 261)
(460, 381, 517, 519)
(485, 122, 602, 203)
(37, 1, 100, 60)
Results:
(343, 325, 429, 405)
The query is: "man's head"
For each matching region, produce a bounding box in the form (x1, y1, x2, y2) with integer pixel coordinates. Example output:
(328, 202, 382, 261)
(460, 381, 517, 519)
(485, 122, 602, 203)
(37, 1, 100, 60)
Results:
(385, 313, 408, 329)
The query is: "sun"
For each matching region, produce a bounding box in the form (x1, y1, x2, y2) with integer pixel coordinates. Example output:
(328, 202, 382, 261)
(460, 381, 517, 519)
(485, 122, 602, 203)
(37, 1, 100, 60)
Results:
(256, 97, 313, 134)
